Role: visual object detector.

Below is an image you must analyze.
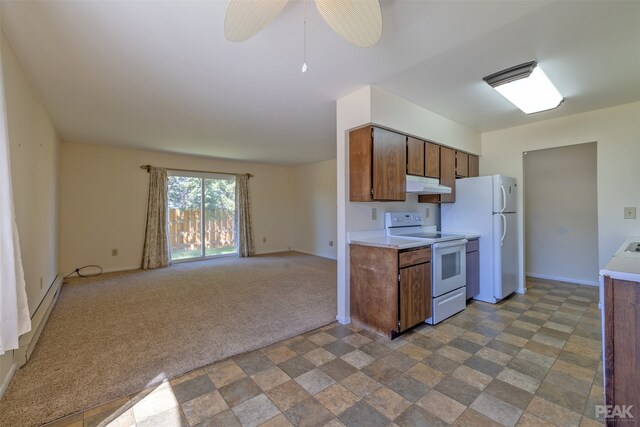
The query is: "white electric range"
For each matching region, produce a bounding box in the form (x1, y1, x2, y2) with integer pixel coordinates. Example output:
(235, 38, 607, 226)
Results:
(385, 212, 468, 324)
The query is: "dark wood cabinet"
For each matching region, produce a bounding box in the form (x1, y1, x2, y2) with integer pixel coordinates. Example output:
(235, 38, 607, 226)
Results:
(456, 151, 469, 177)
(350, 244, 432, 338)
(406, 137, 424, 176)
(425, 142, 440, 178)
(399, 263, 431, 331)
(468, 155, 479, 177)
(419, 146, 456, 204)
(466, 239, 480, 299)
(349, 127, 406, 202)
(603, 275, 640, 425)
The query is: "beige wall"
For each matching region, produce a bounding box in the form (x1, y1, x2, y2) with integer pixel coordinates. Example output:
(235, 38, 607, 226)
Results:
(523, 143, 598, 284)
(482, 102, 640, 290)
(59, 142, 300, 273)
(292, 159, 337, 259)
(1, 30, 59, 392)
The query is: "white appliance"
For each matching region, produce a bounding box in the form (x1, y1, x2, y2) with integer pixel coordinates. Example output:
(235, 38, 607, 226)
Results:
(385, 212, 468, 324)
(405, 175, 452, 195)
(441, 175, 519, 303)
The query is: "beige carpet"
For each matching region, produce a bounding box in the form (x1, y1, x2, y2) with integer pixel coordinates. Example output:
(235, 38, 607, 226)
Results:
(0, 252, 337, 427)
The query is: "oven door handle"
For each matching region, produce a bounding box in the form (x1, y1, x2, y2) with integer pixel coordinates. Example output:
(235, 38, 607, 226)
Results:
(433, 239, 468, 250)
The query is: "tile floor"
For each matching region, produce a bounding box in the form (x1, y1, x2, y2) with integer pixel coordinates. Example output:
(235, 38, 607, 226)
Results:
(45, 280, 604, 427)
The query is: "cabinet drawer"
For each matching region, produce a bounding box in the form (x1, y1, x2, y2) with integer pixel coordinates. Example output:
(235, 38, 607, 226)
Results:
(466, 239, 479, 253)
(399, 248, 431, 268)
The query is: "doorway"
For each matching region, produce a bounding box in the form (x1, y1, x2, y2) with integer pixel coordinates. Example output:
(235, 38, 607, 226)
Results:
(523, 142, 598, 285)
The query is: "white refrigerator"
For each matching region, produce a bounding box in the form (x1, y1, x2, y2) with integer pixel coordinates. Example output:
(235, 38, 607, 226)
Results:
(441, 175, 519, 303)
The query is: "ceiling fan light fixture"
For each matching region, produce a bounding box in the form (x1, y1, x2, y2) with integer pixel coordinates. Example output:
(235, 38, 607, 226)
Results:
(483, 61, 563, 114)
(315, 0, 382, 48)
(224, 0, 289, 42)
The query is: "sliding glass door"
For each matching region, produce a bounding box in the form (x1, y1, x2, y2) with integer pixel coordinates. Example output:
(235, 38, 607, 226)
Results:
(168, 172, 236, 261)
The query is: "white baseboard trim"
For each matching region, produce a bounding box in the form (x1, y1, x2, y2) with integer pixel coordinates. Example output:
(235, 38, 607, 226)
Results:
(290, 248, 337, 260)
(0, 359, 16, 399)
(254, 249, 294, 255)
(336, 315, 351, 325)
(102, 265, 141, 274)
(15, 274, 63, 368)
(526, 273, 599, 287)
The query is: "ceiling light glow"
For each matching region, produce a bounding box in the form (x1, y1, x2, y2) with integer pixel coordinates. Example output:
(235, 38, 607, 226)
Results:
(484, 61, 563, 114)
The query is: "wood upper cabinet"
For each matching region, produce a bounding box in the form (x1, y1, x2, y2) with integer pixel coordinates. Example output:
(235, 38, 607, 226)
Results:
(399, 262, 431, 331)
(419, 145, 456, 204)
(349, 127, 406, 202)
(425, 142, 440, 178)
(468, 155, 479, 177)
(456, 151, 469, 177)
(406, 137, 424, 176)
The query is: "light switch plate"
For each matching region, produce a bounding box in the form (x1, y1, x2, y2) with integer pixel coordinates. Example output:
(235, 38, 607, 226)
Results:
(624, 207, 636, 219)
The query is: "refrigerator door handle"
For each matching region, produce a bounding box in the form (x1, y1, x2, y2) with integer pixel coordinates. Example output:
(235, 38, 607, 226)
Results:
(500, 213, 507, 247)
(500, 184, 507, 213)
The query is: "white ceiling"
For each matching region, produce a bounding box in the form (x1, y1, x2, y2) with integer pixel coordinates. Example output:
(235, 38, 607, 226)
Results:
(2, 0, 639, 165)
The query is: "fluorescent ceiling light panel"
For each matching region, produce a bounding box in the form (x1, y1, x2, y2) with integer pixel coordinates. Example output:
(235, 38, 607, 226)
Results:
(484, 61, 563, 114)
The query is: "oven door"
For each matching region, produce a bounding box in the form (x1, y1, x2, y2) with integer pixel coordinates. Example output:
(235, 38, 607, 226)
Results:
(432, 239, 467, 297)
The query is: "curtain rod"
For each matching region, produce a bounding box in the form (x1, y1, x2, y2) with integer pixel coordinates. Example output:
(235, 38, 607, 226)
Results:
(140, 164, 253, 179)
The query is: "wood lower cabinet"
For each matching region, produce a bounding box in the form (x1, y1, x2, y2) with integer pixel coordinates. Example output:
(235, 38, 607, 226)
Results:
(603, 275, 640, 425)
(349, 127, 406, 202)
(466, 239, 480, 299)
(419, 146, 456, 204)
(350, 244, 432, 338)
(399, 263, 430, 331)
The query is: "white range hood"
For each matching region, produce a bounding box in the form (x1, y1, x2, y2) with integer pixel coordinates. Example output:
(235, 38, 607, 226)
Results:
(406, 175, 452, 195)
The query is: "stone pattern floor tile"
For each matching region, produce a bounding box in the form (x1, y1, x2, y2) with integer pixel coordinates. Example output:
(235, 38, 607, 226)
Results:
(44, 280, 604, 427)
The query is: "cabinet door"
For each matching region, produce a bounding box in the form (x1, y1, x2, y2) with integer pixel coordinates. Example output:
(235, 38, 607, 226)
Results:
(425, 142, 440, 178)
(468, 155, 479, 177)
(466, 250, 480, 299)
(439, 146, 456, 203)
(372, 128, 406, 201)
(349, 127, 374, 201)
(399, 263, 431, 331)
(456, 151, 469, 177)
(406, 137, 425, 176)
(419, 145, 456, 204)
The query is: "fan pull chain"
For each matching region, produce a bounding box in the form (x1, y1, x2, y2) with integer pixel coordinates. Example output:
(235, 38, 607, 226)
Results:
(302, 0, 308, 73)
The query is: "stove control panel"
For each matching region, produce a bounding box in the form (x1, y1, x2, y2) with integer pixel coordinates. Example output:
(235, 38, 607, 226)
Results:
(385, 212, 424, 229)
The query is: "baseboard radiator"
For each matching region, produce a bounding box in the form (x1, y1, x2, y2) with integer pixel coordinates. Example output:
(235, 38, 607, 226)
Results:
(15, 274, 63, 368)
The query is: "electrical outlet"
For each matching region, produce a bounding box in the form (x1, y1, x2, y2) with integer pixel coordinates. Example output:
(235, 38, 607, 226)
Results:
(372, 208, 377, 220)
(111, 248, 118, 256)
(624, 207, 636, 219)
(425, 207, 430, 219)
(329, 241, 334, 247)
(262, 237, 267, 243)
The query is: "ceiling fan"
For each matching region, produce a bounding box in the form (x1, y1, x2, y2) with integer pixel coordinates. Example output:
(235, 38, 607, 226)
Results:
(224, 0, 383, 71)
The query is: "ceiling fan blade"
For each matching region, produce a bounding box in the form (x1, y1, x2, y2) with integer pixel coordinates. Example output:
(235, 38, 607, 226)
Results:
(315, 0, 382, 48)
(224, 0, 289, 42)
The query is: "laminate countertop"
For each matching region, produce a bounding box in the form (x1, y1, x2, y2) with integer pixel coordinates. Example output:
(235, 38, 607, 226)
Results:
(600, 236, 640, 282)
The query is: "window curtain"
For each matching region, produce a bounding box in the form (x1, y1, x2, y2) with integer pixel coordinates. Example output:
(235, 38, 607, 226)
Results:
(141, 167, 169, 269)
(235, 174, 254, 257)
(0, 49, 31, 354)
